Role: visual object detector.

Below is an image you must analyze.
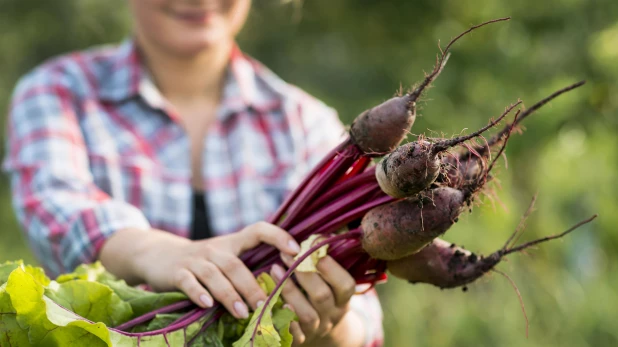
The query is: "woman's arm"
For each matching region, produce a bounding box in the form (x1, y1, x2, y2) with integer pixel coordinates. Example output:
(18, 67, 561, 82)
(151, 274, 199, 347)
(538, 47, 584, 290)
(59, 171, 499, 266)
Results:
(4, 68, 152, 277)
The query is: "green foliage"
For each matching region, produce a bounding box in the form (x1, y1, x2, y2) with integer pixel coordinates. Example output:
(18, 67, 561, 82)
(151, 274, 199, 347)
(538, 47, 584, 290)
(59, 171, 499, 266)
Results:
(0, 1, 616, 346)
(0, 262, 245, 346)
(45, 280, 134, 327)
(233, 273, 295, 347)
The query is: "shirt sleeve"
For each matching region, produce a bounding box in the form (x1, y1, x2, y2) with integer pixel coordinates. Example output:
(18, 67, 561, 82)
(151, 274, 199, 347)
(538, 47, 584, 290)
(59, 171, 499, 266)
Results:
(2, 66, 150, 278)
(294, 90, 384, 347)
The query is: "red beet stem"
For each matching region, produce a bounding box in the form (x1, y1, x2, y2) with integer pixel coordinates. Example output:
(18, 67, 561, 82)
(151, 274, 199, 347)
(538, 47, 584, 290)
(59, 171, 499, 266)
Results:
(304, 169, 377, 216)
(245, 193, 394, 269)
(282, 146, 361, 229)
(114, 300, 193, 331)
(268, 138, 352, 225)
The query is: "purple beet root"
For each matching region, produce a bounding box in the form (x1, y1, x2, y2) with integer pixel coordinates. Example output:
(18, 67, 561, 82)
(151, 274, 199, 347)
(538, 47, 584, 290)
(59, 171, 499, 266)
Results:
(387, 215, 597, 288)
(387, 238, 494, 288)
(375, 101, 520, 198)
(360, 187, 466, 260)
(375, 140, 441, 198)
(350, 95, 416, 155)
(350, 18, 512, 156)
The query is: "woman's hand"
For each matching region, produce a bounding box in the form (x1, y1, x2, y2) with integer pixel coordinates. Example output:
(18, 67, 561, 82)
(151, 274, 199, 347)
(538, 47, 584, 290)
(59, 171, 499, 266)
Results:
(100, 222, 300, 319)
(270, 254, 364, 346)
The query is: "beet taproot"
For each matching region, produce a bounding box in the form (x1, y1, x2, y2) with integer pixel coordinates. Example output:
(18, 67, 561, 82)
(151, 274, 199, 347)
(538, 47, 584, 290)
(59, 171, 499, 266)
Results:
(350, 18, 511, 156)
(360, 187, 465, 260)
(387, 215, 597, 288)
(375, 101, 519, 198)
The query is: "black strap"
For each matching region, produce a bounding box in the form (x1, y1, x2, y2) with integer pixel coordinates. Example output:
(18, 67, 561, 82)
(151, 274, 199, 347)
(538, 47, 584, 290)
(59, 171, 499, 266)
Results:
(191, 192, 213, 240)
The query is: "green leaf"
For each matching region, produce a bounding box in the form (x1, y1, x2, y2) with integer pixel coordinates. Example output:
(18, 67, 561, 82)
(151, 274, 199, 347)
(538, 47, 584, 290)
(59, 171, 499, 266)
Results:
(45, 280, 133, 326)
(0, 312, 31, 346)
(233, 279, 291, 347)
(51, 262, 189, 330)
(272, 308, 295, 332)
(278, 322, 293, 347)
(24, 265, 51, 287)
(56, 262, 116, 283)
(2, 267, 113, 346)
(217, 319, 225, 340)
(0, 261, 50, 287)
(0, 284, 30, 346)
(189, 326, 226, 347)
(100, 278, 188, 317)
(1, 265, 211, 346)
(272, 307, 296, 347)
(256, 273, 285, 308)
(6, 266, 62, 344)
(256, 273, 276, 295)
(294, 235, 329, 273)
(0, 261, 22, 285)
(59, 261, 188, 319)
(219, 312, 249, 342)
(147, 313, 181, 331)
(39, 322, 109, 347)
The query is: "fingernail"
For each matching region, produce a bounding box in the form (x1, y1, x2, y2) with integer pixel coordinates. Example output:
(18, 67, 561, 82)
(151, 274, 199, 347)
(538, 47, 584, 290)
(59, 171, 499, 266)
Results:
(272, 264, 286, 281)
(200, 294, 213, 308)
(283, 303, 295, 312)
(234, 301, 249, 319)
(256, 300, 264, 308)
(288, 240, 301, 254)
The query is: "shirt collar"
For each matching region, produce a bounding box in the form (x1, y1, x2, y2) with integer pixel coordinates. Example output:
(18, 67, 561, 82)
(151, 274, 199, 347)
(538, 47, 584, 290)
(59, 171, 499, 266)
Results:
(98, 38, 275, 120)
(97, 39, 142, 102)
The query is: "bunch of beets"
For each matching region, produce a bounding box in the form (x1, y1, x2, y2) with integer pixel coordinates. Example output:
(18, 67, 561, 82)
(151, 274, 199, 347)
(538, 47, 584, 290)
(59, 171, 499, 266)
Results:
(105, 17, 596, 346)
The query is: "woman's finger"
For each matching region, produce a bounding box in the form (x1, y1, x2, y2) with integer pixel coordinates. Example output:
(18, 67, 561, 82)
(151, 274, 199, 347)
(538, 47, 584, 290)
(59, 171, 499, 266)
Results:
(315, 256, 357, 307)
(289, 321, 306, 347)
(173, 268, 214, 309)
(271, 264, 320, 337)
(210, 252, 267, 310)
(189, 260, 249, 319)
(281, 254, 336, 315)
(232, 222, 300, 255)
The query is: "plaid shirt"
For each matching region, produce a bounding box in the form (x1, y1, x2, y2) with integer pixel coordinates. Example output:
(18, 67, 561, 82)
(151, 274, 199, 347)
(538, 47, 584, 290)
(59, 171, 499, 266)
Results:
(3, 39, 383, 345)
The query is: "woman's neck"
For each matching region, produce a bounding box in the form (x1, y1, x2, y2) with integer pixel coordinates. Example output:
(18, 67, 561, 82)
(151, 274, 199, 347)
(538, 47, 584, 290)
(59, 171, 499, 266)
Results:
(136, 37, 232, 104)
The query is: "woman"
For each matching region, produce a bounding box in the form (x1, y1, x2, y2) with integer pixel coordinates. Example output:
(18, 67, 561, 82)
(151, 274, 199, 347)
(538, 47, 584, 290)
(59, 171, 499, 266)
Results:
(3, 0, 383, 346)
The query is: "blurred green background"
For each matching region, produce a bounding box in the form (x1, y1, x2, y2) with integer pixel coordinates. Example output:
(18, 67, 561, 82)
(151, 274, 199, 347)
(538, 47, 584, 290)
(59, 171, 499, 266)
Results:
(1, 1, 616, 346)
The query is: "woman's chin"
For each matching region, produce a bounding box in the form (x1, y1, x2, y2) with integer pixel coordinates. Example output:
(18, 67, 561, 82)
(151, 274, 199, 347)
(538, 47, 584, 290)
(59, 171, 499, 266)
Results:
(168, 31, 231, 56)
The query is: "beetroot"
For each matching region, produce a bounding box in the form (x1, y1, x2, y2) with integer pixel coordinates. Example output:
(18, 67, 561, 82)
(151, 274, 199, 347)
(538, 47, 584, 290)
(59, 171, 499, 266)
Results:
(375, 140, 441, 198)
(350, 18, 511, 156)
(360, 187, 465, 260)
(374, 101, 519, 198)
(387, 215, 597, 288)
(350, 95, 417, 155)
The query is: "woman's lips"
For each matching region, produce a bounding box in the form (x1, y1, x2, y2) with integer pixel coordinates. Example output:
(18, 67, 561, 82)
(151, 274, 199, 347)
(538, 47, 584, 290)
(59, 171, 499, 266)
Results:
(173, 10, 217, 25)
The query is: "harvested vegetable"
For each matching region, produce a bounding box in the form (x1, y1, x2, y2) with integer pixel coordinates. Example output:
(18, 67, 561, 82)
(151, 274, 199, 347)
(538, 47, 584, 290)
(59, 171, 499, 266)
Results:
(360, 187, 465, 260)
(387, 213, 598, 288)
(375, 101, 520, 198)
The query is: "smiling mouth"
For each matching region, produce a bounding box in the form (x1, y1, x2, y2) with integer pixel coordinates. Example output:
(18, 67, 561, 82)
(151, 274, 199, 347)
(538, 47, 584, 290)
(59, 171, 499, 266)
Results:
(172, 9, 218, 25)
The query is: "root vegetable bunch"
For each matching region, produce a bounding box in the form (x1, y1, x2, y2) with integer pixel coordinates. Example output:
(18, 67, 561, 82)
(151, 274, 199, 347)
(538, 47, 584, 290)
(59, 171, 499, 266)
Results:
(0, 17, 596, 347)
